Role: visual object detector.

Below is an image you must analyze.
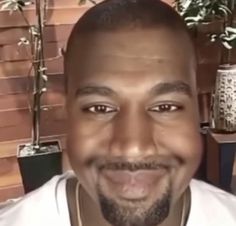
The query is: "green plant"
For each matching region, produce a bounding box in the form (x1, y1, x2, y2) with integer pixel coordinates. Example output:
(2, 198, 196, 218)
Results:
(0, 0, 49, 152)
(174, 0, 236, 49)
(174, 0, 230, 26)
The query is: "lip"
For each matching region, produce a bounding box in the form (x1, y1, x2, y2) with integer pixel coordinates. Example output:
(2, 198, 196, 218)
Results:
(101, 169, 167, 200)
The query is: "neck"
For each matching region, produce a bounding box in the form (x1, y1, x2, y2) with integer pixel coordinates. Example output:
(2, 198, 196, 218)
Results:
(68, 180, 190, 226)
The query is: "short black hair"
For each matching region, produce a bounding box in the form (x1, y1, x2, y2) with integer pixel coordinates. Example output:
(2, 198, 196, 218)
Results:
(66, 0, 191, 49)
(73, 0, 188, 31)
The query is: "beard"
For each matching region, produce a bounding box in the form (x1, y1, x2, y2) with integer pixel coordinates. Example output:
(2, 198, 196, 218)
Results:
(98, 186, 171, 226)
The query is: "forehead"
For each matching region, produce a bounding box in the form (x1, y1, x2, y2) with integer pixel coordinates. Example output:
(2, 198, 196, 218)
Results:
(66, 28, 196, 88)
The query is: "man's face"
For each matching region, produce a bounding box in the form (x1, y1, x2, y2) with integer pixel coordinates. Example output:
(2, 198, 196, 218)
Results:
(66, 28, 202, 226)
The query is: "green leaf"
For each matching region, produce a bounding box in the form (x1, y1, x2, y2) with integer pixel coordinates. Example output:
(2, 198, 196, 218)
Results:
(222, 41, 233, 49)
(175, 0, 230, 26)
(225, 26, 236, 34)
(78, 0, 96, 5)
(18, 37, 30, 46)
(0, 0, 32, 12)
(78, 0, 86, 5)
(42, 75, 48, 82)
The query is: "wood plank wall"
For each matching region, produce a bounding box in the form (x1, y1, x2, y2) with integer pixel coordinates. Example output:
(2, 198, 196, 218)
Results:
(0, 0, 231, 202)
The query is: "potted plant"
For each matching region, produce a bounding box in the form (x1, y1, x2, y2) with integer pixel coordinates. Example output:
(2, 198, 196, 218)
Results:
(174, 0, 236, 133)
(0, 0, 62, 193)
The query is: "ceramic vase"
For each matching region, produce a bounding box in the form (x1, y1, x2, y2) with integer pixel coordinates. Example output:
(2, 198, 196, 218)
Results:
(210, 64, 236, 133)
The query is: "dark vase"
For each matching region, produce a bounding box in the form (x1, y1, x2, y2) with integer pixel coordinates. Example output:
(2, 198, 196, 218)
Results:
(17, 140, 62, 193)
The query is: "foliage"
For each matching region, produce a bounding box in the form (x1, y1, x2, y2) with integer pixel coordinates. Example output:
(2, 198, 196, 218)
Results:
(0, 0, 32, 13)
(174, 0, 236, 49)
(78, 0, 97, 5)
(174, 0, 231, 26)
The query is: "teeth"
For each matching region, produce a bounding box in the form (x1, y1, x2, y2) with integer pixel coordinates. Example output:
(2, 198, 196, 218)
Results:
(122, 184, 146, 199)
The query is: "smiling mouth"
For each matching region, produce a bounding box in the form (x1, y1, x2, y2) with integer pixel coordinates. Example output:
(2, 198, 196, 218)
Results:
(93, 156, 178, 200)
(100, 168, 168, 201)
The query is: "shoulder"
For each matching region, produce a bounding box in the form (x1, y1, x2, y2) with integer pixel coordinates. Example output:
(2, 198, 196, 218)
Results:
(188, 179, 236, 226)
(0, 171, 75, 226)
(190, 179, 236, 204)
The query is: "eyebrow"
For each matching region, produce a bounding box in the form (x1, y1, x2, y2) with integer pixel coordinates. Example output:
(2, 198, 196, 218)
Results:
(75, 85, 116, 97)
(75, 81, 192, 98)
(150, 81, 192, 97)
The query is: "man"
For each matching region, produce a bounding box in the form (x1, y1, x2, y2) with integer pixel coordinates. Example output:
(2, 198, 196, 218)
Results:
(0, 0, 236, 226)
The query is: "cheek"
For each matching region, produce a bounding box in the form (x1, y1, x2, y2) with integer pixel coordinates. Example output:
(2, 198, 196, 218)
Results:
(170, 130, 202, 186)
(157, 125, 203, 200)
(66, 122, 106, 200)
(160, 128, 202, 173)
(66, 119, 112, 186)
(156, 111, 202, 166)
(67, 117, 97, 158)
(167, 129, 202, 163)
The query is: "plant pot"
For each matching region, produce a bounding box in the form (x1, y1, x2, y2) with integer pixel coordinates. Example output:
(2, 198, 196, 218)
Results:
(17, 140, 62, 193)
(210, 64, 236, 133)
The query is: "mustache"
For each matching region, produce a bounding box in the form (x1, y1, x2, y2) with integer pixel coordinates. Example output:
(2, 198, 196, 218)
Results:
(89, 156, 180, 171)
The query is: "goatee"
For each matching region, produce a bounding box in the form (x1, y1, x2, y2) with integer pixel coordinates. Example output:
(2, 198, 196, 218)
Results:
(98, 188, 171, 226)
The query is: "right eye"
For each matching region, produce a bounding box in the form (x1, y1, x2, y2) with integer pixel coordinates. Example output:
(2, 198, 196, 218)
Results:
(82, 104, 117, 114)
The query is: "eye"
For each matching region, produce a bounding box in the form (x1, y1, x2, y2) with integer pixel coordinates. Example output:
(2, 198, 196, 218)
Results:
(82, 104, 117, 114)
(149, 104, 182, 113)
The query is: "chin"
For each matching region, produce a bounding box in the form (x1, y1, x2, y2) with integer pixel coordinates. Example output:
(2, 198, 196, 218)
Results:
(97, 183, 171, 226)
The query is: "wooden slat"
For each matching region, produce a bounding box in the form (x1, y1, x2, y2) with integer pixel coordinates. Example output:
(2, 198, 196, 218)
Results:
(0, 157, 22, 187)
(0, 105, 66, 127)
(0, 60, 32, 78)
(7, 0, 95, 9)
(197, 63, 218, 93)
(0, 105, 66, 142)
(0, 41, 65, 62)
(0, 184, 24, 202)
(197, 21, 223, 34)
(0, 119, 66, 142)
(0, 134, 66, 159)
(0, 58, 63, 78)
(47, 0, 85, 7)
(0, 92, 65, 110)
(0, 73, 65, 95)
(0, 24, 73, 45)
(196, 42, 221, 64)
(0, 6, 89, 28)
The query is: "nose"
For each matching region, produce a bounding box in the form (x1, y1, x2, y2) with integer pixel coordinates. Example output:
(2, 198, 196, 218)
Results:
(109, 107, 156, 158)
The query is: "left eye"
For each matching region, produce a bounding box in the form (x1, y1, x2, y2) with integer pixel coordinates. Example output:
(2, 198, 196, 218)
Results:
(149, 104, 181, 113)
(83, 105, 117, 114)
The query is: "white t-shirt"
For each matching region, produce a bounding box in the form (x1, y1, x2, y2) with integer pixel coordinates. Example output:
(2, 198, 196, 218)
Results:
(0, 171, 236, 226)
